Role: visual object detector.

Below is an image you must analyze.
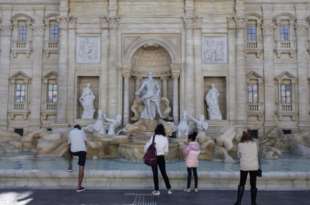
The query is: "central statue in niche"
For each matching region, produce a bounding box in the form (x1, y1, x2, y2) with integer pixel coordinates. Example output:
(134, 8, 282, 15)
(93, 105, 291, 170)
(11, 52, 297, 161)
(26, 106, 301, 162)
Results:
(131, 72, 171, 122)
(135, 72, 163, 120)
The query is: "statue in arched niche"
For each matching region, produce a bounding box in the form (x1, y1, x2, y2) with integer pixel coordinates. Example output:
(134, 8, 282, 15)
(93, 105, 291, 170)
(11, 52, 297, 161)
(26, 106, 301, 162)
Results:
(79, 83, 96, 120)
(131, 72, 171, 122)
(206, 84, 222, 120)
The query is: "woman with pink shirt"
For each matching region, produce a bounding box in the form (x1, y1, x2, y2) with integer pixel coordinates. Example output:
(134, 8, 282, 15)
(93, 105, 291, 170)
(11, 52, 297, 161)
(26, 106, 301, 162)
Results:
(183, 132, 201, 192)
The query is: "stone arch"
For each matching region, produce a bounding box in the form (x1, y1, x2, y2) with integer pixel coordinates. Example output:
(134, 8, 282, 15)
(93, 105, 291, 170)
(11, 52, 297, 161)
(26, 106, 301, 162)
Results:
(124, 38, 178, 66)
(273, 12, 296, 24)
(245, 13, 262, 21)
(11, 13, 34, 23)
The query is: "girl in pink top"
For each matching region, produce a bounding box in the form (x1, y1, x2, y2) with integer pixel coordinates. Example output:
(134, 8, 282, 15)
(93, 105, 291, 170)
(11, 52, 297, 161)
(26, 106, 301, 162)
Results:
(183, 132, 200, 192)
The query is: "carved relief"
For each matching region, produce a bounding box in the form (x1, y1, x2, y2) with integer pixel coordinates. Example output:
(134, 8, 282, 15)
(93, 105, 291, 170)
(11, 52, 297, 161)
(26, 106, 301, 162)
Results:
(76, 36, 101, 64)
(202, 36, 228, 64)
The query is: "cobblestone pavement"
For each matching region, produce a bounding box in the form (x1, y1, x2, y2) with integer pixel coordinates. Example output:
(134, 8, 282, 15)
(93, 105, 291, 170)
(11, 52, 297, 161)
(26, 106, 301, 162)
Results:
(0, 189, 309, 205)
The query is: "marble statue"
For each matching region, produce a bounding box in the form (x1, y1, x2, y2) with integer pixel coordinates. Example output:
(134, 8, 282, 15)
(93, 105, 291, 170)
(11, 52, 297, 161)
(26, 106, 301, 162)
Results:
(135, 72, 163, 120)
(104, 114, 122, 136)
(206, 84, 222, 120)
(85, 110, 106, 135)
(189, 114, 209, 133)
(215, 127, 236, 163)
(177, 111, 190, 138)
(79, 83, 96, 120)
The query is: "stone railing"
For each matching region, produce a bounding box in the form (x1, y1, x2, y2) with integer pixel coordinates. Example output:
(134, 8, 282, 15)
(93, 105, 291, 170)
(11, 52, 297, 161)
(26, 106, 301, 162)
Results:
(14, 102, 24, 110)
(280, 41, 291, 49)
(281, 104, 293, 112)
(16, 42, 27, 49)
(46, 103, 57, 110)
(48, 42, 58, 49)
(248, 103, 260, 111)
(247, 42, 258, 49)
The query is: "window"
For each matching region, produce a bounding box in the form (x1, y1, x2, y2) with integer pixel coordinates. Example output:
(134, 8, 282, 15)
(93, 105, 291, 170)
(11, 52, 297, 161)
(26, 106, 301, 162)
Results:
(279, 20, 290, 42)
(280, 81, 292, 105)
(15, 83, 26, 104)
(49, 20, 59, 43)
(247, 21, 257, 43)
(47, 81, 57, 104)
(248, 80, 259, 104)
(17, 20, 27, 43)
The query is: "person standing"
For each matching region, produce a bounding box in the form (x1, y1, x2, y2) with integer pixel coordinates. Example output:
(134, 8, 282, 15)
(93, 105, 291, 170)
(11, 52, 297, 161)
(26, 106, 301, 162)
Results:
(144, 124, 172, 196)
(183, 132, 200, 192)
(234, 131, 259, 205)
(68, 124, 87, 192)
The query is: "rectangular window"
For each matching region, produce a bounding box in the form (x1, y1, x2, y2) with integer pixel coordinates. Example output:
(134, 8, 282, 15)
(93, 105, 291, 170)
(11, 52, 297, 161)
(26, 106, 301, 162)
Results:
(280, 82, 292, 105)
(15, 83, 26, 105)
(49, 20, 59, 43)
(248, 81, 259, 104)
(280, 21, 290, 42)
(47, 81, 57, 104)
(17, 20, 27, 43)
(247, 22, 257, 43)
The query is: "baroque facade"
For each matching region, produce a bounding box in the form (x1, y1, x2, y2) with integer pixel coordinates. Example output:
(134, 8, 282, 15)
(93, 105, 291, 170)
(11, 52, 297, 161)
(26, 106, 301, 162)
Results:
(1, 0, 310, 135)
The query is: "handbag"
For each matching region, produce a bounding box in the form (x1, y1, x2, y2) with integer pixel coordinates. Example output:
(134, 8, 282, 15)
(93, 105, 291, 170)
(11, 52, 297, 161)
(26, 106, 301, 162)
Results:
(143, 135, 157, 167)
(257, 168, 262, 177)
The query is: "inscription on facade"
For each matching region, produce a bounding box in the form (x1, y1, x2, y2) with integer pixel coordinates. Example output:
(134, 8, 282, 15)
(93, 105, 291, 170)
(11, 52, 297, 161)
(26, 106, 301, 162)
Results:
(203, 36, 227, 64)
(76, 36, 101, 64)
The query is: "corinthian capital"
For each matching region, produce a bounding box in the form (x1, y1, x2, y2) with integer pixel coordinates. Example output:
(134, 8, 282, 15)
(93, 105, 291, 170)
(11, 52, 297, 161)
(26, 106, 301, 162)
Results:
(108, 16, 120, 30)
(183, 16, 202, 30)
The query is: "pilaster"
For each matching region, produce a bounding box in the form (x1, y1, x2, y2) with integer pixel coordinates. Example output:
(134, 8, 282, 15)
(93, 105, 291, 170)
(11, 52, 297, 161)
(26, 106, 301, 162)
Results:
(295, 6, 310, 127)
(262, 6, 276, 127)
(30, 9, 44, 127)
(0, 8, 12, 128)
(56, 16, 69, 125)
(107, 16, 120, 116)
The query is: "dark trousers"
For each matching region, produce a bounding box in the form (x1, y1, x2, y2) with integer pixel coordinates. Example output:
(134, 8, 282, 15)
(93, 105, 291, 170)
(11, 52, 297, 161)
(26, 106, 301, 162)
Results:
(187, 167, 198, 189)
(152, 155, 171, 191)
(239, 170, 257, 189)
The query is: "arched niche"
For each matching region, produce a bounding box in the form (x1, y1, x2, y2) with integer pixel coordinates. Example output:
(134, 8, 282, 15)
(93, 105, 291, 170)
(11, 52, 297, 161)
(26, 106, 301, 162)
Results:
(122, 43, 180, 124)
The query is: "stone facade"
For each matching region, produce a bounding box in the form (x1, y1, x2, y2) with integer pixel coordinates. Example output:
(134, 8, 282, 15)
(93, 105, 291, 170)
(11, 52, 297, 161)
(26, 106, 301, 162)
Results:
(0, 0, 310, 136)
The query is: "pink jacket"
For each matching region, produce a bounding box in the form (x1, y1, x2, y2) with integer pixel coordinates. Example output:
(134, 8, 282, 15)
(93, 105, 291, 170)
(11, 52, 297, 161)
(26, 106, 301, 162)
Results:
(183, 142, 200, 168)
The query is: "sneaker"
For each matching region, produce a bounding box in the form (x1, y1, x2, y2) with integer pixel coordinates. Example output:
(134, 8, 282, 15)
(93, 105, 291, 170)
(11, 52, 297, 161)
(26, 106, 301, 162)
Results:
(167, 189, 173, 195)
(152, 190, 160, 196)
(76, 186, 86, 192)
(194, 188, 199, 192)
(67, 168, 73, 172)
(184, 188, 191, 192)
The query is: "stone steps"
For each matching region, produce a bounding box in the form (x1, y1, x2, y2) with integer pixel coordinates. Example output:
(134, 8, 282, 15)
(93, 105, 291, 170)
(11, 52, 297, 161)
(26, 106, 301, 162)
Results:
(1, 169, 309, 190)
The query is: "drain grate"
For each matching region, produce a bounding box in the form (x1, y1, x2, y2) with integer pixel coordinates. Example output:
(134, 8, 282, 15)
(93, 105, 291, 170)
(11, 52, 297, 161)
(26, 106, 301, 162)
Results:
(125, 193, 158, 205)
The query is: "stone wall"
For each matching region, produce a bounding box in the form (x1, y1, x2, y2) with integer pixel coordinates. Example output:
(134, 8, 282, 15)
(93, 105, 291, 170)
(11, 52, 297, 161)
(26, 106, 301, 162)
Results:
(0, 0, 309, 136)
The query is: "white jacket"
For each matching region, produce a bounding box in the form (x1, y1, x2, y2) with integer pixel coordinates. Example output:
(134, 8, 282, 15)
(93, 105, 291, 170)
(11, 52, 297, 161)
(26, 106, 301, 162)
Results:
(238, 141, 259, 171)
(144, 134, 169, 156)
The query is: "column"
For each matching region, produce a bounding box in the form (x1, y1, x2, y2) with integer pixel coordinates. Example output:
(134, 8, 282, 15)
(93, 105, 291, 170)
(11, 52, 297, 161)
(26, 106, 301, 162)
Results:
(235, 17, 247, 125)
(296, 7, 310, 127)
(100, 17, 109, 113)
(122, 69, 131, 125)
(161, 76, 168, 98)
(0, 9, 12, 128)
(67, 17, 77, 124)
(193, 17, 204, 117)
(30, 10, 44, 128)
(56, 16, 68, 125)
(107, 17, 120, 116)
(183, 17, 195, 116)
(227, 17, 237, 122)
(172, 67, 180, 122)
(262, 6, 275, 127)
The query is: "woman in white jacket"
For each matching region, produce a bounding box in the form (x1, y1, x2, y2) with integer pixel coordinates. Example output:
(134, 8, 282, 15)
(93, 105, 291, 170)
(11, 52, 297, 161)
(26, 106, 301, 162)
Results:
(144, 124, 172, 196)
(234, 131, 259, 205)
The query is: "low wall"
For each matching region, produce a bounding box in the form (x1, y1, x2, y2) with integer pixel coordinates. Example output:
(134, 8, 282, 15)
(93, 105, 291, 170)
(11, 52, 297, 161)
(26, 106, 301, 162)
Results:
(0, 170, 309, 190)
